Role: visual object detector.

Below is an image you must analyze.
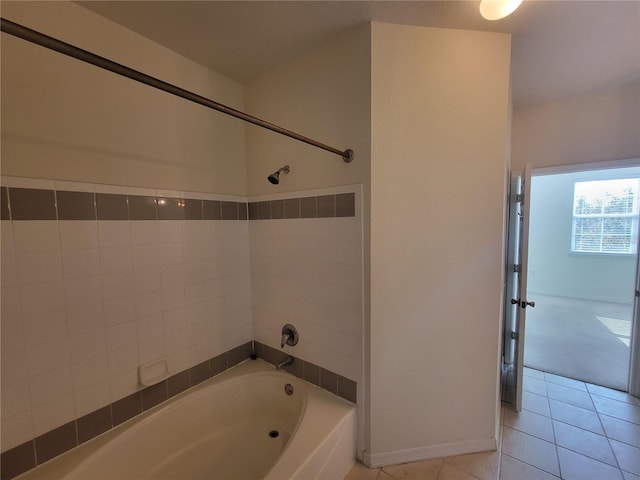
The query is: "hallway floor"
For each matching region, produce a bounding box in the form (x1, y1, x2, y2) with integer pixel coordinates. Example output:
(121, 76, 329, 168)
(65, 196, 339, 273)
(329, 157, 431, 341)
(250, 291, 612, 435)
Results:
(524, 294, 633, 390)
(344, 367, 640, 480)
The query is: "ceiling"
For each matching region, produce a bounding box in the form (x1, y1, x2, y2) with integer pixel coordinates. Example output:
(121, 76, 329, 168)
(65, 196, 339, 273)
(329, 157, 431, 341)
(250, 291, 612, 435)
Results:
(77, 1, 640, 108)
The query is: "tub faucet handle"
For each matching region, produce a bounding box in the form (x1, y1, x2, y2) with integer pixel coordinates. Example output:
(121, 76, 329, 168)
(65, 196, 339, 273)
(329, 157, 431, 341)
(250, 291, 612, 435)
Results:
(280, 324, 299, 349)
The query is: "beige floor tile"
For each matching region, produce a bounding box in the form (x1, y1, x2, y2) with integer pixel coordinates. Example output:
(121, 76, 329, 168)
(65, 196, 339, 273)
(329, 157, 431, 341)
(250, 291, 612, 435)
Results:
(437, 462, 478, 480)
(522, 390, 551, 417)
(557, 446, 623, 480)
(381, 458, 443, 480)
(546, 383, 594, 411)
(444, 450, 499, 480)
(499, 454, 559, 480)
(548, 399, 603, 435)
(523, 367, 546, 380)
(600, 414, 640, 448)
(610, 439, 640, 476)
(503, 407, 555, 442)
(592, 395, 640, 424)
(501, 426, 559, 476)
(552, 420, 616, 466)
(523, 376, 548, 396)
(586, 384, 640, 405)
(344, 461, 381, 480)
(544, 373, 587, 392)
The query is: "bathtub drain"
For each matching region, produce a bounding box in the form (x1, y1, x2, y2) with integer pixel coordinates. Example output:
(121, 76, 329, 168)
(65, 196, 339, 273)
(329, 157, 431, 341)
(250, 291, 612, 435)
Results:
(268, 430, 279, 439)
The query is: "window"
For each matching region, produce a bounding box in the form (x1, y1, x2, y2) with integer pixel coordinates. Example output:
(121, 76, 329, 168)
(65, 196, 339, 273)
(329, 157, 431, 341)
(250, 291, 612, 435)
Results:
(572, 178, 640, 254)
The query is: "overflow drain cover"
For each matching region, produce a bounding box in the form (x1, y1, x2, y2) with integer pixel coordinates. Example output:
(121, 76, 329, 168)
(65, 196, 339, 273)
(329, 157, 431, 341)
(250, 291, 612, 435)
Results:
(268, 430, 279, 438)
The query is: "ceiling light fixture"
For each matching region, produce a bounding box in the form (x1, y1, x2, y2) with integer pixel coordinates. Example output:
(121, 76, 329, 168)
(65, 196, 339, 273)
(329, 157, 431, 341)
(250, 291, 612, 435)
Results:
(479, 0, 523, 20)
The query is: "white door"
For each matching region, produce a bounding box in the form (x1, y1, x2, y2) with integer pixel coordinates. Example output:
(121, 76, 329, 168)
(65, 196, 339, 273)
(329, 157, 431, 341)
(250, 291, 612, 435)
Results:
(503, 163, 534, 411)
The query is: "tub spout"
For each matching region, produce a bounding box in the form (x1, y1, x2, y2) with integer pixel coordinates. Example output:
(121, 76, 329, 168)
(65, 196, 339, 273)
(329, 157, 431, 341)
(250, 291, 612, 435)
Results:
(281, 333, 290, 349)
(276, 355, 294, 370)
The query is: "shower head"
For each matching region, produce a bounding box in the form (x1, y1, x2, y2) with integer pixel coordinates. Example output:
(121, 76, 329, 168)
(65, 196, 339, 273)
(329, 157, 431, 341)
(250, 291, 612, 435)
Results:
(267, 165, 290, 185)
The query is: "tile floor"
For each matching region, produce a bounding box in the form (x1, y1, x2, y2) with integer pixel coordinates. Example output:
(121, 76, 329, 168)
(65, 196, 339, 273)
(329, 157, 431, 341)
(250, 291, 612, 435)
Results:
(344, 367, 640, 480)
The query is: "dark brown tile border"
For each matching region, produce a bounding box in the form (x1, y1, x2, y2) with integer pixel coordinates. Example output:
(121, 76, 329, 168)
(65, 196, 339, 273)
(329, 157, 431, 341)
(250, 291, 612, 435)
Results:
(77, 406, 112, 444)
(1, 340, 356, 480)
(254, 342, 357, 404)
(248, 194, 355, 221)
(8, 188, 57, 220)
(34, 421, 78, 464)
(4, 188, 252, 222)
(1, 187, 10, 221)
(0, 441, 35, 480)
(96, 193, 128, 220)
(56, 191, 97, 220)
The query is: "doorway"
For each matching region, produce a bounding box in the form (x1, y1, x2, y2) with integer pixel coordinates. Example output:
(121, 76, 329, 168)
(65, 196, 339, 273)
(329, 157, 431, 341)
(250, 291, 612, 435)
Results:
(523, 164, 640, 391)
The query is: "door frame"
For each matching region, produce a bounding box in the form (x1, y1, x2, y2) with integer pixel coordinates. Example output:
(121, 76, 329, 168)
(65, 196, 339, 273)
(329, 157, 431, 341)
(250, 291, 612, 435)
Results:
(524, 157, 640, 393)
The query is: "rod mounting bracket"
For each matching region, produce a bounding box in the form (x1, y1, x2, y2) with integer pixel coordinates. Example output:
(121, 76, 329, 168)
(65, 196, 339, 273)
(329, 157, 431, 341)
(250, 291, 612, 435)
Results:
(343, 149, 354, 163)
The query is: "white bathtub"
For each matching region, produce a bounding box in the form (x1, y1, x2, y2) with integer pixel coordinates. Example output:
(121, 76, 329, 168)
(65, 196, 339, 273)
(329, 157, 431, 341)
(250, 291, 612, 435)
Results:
(18, 360, 356, 480)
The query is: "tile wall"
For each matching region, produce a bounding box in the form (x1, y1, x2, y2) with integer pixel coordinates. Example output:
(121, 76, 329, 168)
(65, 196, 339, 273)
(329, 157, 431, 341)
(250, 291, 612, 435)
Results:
(0, 176, 252, 454)
(249, 185, 363, 388)
(1, 178, 363, 477)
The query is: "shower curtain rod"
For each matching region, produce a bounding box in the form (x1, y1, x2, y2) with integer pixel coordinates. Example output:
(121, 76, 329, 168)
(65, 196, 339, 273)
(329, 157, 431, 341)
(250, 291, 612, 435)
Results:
(0, 18, 354, 163)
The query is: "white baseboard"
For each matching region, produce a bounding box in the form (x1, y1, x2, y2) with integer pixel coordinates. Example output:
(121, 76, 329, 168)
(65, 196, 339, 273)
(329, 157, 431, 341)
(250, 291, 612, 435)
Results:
(363, 437, 498, 468)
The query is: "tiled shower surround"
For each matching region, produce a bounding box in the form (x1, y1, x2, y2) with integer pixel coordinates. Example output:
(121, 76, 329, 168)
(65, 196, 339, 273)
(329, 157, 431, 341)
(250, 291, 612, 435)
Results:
(0, 177, 362, 478)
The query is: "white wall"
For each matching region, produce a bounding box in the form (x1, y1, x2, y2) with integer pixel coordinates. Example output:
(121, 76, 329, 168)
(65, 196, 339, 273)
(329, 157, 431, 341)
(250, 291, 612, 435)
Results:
(528, 167, 639, 304)
(368, 22, 511, 463)
(512, 81, 640, 172)
(244, 25, 371, 197)
(1, 1, 246, 195)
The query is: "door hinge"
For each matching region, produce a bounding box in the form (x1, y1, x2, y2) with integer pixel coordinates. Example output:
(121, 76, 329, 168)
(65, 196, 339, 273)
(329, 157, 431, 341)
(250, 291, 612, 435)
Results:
(510, 331, 518, 340)
(515, 193, 524, 203)
(513, 264, 521, 273)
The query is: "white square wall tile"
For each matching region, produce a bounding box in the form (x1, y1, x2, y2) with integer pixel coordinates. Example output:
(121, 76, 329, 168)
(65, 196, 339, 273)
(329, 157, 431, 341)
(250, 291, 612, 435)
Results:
(61, 249, 101, 279)
(71, 354, 109, 390)
(12, 221, 60, 252)
(1, 253, 18, 287)
(103, 296, 135, 327)
(28, 366, 73, 407)
(26, 337, 71, 377)
(107, 345, 138, 374)
(15, 251, 62, 285)
(54, 180, 95, 193)
(64, 275, 103, 309)
(59, 221, 99, 250)
(98, 221, 131, 247)
(109, 368, 139, 402)
(158, 221, 182, 243)
(1, 221, 15, 253)
(19, 281, 65, 317)
(100, 246, 133, 274)
(132, 243, 160, 270)
(1, 410, 34, 451)
(101, 271, 134, 301)
(31, 393, 76, 436)
(138, 336, 166, 364)
(1, 348, 29, 387)
(69, 329, 107, 364)
(106, 321, 138, 352)
(74, 380, 111, 418)
(1, 380, 31, 418)
(22, 309, 67, 348)
(130, 221, 159, 246)
(66, 301, 105, 336)
(1, 313, 24, 354)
